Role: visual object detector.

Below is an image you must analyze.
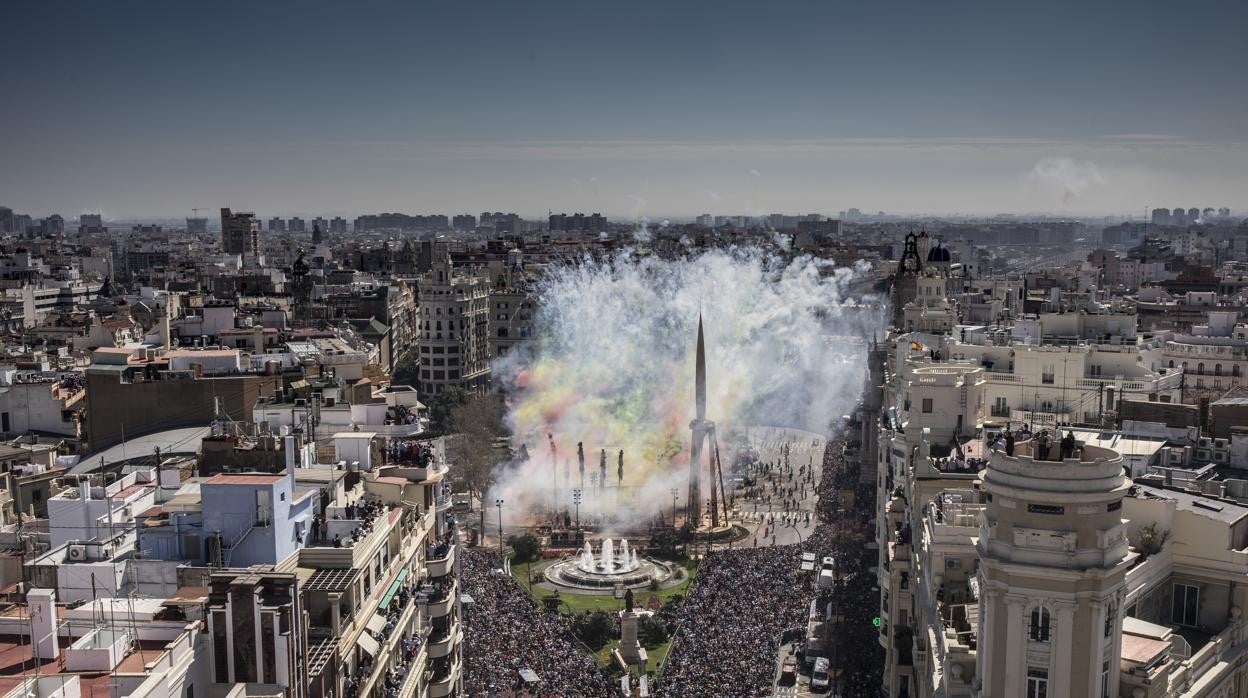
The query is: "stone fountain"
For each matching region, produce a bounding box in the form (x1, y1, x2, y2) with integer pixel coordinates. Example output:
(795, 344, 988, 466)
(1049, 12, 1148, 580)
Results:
(544, 538, 671, 590)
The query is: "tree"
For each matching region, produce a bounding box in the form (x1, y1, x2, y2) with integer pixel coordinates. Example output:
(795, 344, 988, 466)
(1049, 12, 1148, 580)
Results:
(572, 611, 615, 651)
(637, 614, 668, 648)
(508, 532, 540, 563)
(650, 528, 686, 561)
(391, 349, 421, 387)
(427, 387, 467, 435)
(1136, 522, 1171, 561)
(442, 391, 506, 500)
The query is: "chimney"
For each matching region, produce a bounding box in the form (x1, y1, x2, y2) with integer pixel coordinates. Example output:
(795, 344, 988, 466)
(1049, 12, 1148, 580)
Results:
(27, 588, 58, 659)
(284, 434, 298, 479)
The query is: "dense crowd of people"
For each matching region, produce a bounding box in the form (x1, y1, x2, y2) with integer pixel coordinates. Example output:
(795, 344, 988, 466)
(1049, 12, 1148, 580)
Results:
(655, 545, 808, 696)
(657, 428, 883, 697)
(461, 547, 612, 697)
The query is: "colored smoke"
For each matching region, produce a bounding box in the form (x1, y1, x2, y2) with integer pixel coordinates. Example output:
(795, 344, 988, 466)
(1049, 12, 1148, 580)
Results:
(489, 246, 884, 523)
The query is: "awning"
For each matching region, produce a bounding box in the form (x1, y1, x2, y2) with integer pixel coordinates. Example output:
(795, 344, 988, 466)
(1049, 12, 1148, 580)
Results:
(378, 568, 409, 608)
(366, 612, 387, 636)
(357, 631, 380, 657)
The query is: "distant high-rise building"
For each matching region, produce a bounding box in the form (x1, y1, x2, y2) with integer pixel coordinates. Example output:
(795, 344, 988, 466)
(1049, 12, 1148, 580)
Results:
(186, 217, 208, 234)
(267, 216, 286, 233)
(452, 214, 476, 230)
(288, 216, 305, 234)
(220, 207, 259, 256)
(0, 207, 13, 234)
(311, 223, 323, 245)
(695, 214, 713, 227)
(79, 213, 107, 236)
(311, 216, 328, 234)
(1218, 207, 1231, 219)
(40, 214, 65, 236)
(1150, 207, 1171, 225)
(329, 216, 347, 234)
(548, 212, 606, 233)
(1187, 207, 1201, 222)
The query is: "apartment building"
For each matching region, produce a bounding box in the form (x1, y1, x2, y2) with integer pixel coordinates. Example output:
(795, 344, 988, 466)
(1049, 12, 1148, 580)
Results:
(416, 243, 490, 397)
(876, 236, 1248, 698)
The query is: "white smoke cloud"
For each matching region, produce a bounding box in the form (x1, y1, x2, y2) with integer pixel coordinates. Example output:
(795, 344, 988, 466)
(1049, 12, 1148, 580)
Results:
(487, 247, 885, 526)
(1029, 157, 1105, 204)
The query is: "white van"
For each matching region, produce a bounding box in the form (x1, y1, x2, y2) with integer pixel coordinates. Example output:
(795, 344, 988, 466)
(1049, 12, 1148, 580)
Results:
(811, 657, 831, 692)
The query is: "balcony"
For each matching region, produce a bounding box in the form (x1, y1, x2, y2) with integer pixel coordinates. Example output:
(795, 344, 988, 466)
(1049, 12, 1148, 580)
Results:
(428, 659, 461, 698)
(428, 627, 460, 659)
(427, 543, 455, 578)
(356, 593, 423, 698)
(426, 581, 457, 618)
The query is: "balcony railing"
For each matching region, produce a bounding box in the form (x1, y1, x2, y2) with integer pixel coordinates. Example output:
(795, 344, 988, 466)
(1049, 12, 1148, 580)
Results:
(427, 543, 455, 578)
(428, 627, 460, 659)
(426, 581, 457, 618)
(428, 658, 461, 698)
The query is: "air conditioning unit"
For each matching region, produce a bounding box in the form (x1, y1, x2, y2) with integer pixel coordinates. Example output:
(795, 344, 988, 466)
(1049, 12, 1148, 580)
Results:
(67, 545, 87, 561)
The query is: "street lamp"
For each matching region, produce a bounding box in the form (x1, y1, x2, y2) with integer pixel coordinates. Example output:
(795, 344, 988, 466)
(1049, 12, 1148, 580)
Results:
(670, 488, 679, 528)
(495, 499, 505, 560)
(572, 488, 583, 532)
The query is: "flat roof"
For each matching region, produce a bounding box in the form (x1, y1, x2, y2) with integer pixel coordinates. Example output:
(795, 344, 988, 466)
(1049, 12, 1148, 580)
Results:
(1134, 483, 1248, 524)
(1068, 428, 1168, 459)
(1121, 632, 1171, 665)
(73, 426, 210, 474)
(204, 474, 285, 485)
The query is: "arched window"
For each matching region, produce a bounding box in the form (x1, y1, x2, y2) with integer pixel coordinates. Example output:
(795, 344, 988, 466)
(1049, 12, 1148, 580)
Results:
(1235, 365, 1242, 378)
(1198, 362, 1205, 375)
(1168, 360, 1175, 368)
(497, 327, 508, 338)
(1215, 364, 1222, 376)
(1029, 606, 1051, 642)
(1183, 362, 1188, 372)
(1105, 602, 1116, 638)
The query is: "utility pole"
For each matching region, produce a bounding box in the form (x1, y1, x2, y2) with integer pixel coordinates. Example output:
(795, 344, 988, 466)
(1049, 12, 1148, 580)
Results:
(495, 499, 505, 560)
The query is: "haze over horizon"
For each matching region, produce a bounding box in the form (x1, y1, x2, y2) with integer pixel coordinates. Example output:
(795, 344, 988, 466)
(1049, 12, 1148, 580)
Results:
(5, 0, 1246, 219)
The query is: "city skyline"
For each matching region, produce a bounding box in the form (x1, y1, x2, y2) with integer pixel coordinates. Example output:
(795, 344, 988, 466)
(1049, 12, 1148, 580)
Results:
(5, 1, 1247, 217)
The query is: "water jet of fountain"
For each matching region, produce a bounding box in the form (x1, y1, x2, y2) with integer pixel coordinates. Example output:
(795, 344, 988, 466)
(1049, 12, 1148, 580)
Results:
(602, 539, 614, 572)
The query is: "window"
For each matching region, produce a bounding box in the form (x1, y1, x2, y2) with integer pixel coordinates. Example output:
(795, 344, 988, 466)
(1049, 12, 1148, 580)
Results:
(1028, 607, 1051, 642)
(1215, 364, 1222, 376)
(1104, 602, 1116, 637)
(1198, 362, 1205, 375)
(1173, 583, 1199, 627)
(1027, 667, 1049, 698)
(1042, 366, 1055, 384)
(921, 398, 933, 413)
(1028, 503, 1065, 515)
(1101, 658, 1111, 697)
(1235, 365, 1241, 378)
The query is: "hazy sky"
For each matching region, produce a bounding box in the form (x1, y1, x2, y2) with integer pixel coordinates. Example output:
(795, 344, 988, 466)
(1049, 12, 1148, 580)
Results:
(4, 1, 1246, 219)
